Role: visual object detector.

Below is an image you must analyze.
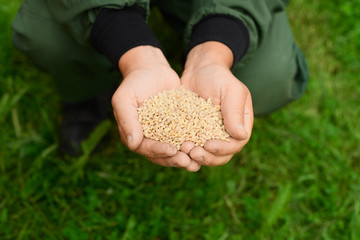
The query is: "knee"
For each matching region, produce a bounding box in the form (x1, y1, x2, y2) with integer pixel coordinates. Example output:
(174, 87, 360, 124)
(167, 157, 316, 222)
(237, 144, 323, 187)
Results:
(233, 49, 308, 116)
(12, 28, 32, 54)
(13, 27, 62, 57)
(11, 23, 74, 73)
(12, 28, 52, 72)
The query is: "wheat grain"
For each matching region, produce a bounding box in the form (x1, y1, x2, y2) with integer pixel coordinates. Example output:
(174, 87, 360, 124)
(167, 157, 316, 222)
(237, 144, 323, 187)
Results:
(137, 87, 230, 150)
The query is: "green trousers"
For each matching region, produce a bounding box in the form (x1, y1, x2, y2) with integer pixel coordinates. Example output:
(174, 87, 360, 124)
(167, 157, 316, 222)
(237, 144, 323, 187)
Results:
(11, 0, 308, 116)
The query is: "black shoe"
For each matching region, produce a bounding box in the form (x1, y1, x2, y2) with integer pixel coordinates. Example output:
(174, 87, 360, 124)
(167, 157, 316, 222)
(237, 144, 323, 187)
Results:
(59, 85, 116, 157)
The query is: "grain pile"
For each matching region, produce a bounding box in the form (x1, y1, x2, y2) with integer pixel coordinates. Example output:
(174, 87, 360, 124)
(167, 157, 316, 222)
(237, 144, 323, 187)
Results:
(137, 87, 230, 150)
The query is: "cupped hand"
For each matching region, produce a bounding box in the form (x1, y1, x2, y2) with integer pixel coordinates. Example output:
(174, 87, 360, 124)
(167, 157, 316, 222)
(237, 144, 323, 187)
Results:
(112, 46, 201, 172)
(181, 42, 254, 166)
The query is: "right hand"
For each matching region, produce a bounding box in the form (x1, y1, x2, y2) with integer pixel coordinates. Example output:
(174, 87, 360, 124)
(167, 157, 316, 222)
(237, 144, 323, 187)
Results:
(180, 42, 253, 167)
(112, 46, 201, 172)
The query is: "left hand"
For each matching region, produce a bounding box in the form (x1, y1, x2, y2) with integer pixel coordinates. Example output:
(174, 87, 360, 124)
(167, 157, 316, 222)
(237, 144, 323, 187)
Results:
(180, 42, 254, 166)
(112, 46, 201, 172)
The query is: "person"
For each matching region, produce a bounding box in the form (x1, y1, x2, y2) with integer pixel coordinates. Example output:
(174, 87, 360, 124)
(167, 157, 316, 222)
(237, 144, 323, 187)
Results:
(11, 0, 309, 172)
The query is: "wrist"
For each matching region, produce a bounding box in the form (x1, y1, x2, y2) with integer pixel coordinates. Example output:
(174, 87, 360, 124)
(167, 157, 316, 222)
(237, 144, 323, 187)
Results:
(90, 7, 164, 67)
(184, 41, 233, 72)
(118, 45, 169, 77)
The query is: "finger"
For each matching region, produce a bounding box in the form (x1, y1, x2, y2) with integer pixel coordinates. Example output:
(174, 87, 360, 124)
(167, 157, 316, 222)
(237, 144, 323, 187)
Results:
(204, 138, 247, 156)
(180, 141, 195, 154)
(149, 151, 192, 168)
(112, 91, 143, 151)
(169, 151, 193, 168)
(189, 146, 233, 166)
(244, 92, 254, 138)
(221, 83, 249, 140)
(148, 157, 169, 167)
(185, 160, 201, 172)
(136, 138, 177, 158)
(114, 112, 127, 145)
(206, 92, 254, 156)
(113, 109, 134, 147)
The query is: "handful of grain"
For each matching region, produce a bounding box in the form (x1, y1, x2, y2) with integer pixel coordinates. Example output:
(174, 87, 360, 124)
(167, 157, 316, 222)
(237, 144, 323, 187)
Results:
(137, 87, 230, 150)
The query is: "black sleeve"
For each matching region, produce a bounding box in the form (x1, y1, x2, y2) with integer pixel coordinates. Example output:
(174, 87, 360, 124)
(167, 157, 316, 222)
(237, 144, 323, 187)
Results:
(187, 15, 250, 66)
(90, 6, 164, 67)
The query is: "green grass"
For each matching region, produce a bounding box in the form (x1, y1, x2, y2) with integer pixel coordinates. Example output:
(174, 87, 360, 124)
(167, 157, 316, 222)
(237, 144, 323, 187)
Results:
(1, 0, 360, 239)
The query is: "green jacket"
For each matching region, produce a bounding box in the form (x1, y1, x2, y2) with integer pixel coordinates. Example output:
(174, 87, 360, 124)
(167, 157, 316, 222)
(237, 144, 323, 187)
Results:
(45, 0, 290, 61)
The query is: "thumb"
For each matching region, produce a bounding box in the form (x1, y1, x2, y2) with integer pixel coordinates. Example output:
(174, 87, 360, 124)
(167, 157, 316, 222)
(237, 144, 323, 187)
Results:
(221, 85, 249, 140)
(112, 92, 143, 151)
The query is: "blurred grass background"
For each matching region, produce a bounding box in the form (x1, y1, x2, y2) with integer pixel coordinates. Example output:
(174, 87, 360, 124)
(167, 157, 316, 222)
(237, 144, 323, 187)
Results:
(1, 0, 360, 239)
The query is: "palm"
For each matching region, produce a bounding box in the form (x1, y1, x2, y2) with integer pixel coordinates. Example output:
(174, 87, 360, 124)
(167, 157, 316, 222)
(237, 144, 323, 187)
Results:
(112, 65, 201, 172)
(119, 67, 180, 105)
(181, 63, 254, 166)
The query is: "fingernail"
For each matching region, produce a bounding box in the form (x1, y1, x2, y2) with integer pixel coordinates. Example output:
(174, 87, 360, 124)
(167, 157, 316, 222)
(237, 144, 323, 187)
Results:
(169, 146, 177, 155)
(206, 148, 216, 154)
(196, 157, 204, 164)
(237, 124, 248, 138)
(237, 124, 245, 131)
(197, 158, 209, 166)
(127, 135, 133, 145)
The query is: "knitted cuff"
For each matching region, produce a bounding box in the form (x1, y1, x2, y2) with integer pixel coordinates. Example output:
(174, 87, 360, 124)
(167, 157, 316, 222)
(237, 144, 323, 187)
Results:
(90, 7, 164, 67)
(187, 15, 250, 66)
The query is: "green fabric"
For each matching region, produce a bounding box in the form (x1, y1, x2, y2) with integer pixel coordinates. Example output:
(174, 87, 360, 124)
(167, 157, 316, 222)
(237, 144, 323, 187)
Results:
(154, 0, 289, 62)
(45, 0, 150, 46)
(155, 0, 308, 116)
(11, 0, 308, 115)
(232, 11, 308, 116)
(11, 0, 120, 102)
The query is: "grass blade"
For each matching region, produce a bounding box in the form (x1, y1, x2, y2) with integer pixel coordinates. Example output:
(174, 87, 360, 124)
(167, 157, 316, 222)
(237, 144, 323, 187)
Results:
(263, 184, 292, 231)
(351, 198, 360, 240)
(69, 120, 113, 175)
